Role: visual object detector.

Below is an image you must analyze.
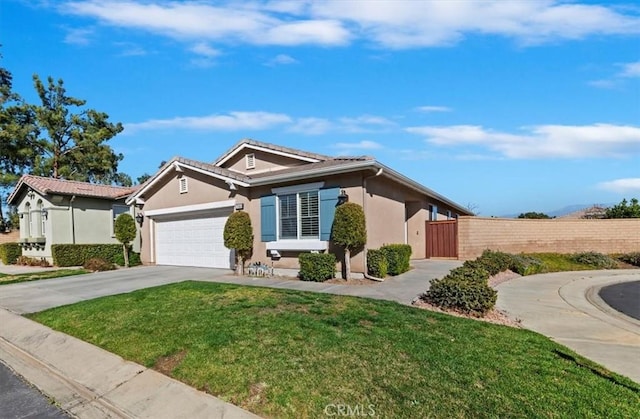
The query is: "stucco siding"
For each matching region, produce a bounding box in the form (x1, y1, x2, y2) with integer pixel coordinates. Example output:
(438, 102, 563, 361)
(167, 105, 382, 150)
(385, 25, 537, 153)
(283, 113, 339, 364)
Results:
(224, 149, 307, 175)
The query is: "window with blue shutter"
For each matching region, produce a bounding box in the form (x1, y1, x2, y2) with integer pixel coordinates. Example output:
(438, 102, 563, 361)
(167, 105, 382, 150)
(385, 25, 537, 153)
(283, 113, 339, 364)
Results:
(319, 187, 340, 241)
(260, 195, 276, 242)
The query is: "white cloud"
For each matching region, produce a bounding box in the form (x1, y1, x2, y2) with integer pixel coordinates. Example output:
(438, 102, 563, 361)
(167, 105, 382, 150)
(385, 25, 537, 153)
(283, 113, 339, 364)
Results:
(63, 26, 94, 45)
(265, 54, 298, 66)
(597, 178, 640, 193)
(407, 123, 640, 159)
(333, 140, 382, 150)
(288, 117, 333, 135)
(416, 105, 452, 113)
(190, 42, 220, 58)
(60, 1, 640, 50)
(619, 61, 640, 78)
(588, 79, 617, 89)
(126, 111, 292, 132)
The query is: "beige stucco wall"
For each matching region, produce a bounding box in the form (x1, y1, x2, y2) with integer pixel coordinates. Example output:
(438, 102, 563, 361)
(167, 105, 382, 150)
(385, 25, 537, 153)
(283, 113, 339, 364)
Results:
(224, 149, 306, 175)
(458, 216, 640, 260)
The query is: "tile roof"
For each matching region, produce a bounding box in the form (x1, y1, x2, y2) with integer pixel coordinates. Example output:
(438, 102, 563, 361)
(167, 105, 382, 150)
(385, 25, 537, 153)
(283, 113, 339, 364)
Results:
(213, 138, 333, 166)
(9, 175, 138, 203)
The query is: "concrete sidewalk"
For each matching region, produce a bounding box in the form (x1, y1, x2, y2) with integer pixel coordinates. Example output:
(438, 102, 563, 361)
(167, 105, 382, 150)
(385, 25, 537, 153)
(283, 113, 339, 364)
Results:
(0, 308, 259, 419)
(496, 269, 640, 384)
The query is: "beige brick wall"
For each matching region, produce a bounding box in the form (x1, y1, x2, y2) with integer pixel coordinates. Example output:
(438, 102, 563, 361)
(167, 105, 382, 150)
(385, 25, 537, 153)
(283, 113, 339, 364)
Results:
(458, 216, 640, 260)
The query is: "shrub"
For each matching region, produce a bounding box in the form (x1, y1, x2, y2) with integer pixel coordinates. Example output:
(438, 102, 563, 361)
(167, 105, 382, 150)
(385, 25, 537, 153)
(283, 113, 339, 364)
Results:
(114, 213, 137, 268)
(0, 242, 21, 264)
(423, 275, 497, 315)
(617, 252, 640, 267)
(367, 248, 388, 278)
(83, 258, 116, 272)
(52, 244, 123, 267)
(16, 256, 51, 267)
(223, 211, 253, 275)
(381, 244, 412, 276)
(509, 254, 544, 276)
(569, 252, 618, 269)
(298, 253, 336, 282)
(113, 251, 142, 267)
(332, 202, 367, 280)
(446, 266, 490, 284)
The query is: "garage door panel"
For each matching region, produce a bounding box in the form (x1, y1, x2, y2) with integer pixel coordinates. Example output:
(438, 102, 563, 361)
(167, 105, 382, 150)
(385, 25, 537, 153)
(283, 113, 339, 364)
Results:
(154, 209, 233, 269)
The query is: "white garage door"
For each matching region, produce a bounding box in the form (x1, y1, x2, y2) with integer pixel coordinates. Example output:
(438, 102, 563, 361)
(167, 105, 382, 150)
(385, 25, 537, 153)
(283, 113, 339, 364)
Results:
(154, 209, 234, 269)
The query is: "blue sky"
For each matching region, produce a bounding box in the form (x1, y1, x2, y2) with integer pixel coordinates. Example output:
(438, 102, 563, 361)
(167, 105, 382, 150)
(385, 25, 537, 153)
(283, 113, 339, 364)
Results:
(2, 0, 639, 216)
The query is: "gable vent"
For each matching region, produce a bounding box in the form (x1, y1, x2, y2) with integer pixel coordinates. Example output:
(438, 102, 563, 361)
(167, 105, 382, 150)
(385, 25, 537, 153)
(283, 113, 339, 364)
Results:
(246, 153, 256, 169)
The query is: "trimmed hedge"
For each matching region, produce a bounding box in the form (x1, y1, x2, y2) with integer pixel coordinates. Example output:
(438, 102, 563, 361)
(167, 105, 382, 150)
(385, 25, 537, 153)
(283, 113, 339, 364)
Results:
(367, 249, 388, 278)
(299, 253, 336, 282)
(381, 244, 412, 276)
(83, 258, 116, 272)
(0, 243, 22, 264)
(52, 244, 141, 267)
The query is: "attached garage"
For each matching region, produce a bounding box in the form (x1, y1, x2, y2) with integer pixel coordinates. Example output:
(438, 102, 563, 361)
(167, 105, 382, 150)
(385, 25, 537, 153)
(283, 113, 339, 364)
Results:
(150, 204, 235, 269)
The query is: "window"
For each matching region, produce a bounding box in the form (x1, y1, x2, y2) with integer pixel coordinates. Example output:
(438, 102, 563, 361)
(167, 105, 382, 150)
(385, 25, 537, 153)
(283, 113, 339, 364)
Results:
(179, 177, 188, 194)
(112, 205, 129, 235)
(24, 202, 31, 238)
(245, 153, 256, 170)
(37, 200, 44, 237)
(278, 190, 319, 240)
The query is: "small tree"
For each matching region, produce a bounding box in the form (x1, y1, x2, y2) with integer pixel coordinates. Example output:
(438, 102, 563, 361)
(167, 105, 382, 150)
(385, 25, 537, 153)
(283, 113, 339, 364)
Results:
(223, 211, 253, 275)
(605, 198, 640, 219)
(331, 202, 366, 280)
(114, 213, 136, 268)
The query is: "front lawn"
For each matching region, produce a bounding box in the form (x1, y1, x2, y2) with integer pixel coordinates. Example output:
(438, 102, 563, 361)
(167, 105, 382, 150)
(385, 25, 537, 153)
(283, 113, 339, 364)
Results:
(29, 282, 639, 418)
(0, 269, 88, 285)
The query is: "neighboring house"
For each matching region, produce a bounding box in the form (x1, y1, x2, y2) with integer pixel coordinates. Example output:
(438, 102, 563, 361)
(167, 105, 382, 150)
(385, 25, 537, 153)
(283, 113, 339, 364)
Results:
(7, 175, 139, 262)
(128, 139, 472, 274)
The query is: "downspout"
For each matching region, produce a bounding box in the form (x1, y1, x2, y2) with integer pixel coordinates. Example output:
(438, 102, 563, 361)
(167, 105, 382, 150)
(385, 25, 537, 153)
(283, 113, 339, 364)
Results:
(70, 195, 76, 244)
(363, 168, 384, 282)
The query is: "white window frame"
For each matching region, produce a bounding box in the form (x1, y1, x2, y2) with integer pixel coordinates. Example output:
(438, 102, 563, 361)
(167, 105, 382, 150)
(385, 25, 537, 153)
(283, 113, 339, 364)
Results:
(271, 182, 324, 243)
(24, 202, 31, 238)
(111, 204, 130, 236)
(245, 153, 256, 170)
(179, 177, 188, 194)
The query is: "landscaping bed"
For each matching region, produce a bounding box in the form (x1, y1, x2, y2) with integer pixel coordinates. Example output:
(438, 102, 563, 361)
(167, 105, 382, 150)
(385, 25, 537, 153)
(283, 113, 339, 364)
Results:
(0, 269, 88, 285)
(29, 281, 639, 418)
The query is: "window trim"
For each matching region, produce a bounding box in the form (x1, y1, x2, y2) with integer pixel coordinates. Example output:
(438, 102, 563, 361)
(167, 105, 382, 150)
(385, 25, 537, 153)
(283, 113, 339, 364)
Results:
(276, 189, 320, 241)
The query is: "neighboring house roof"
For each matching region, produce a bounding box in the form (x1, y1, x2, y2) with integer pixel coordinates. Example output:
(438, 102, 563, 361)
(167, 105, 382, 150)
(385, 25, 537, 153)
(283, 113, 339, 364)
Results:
(7, 175, 138, 205)
(213, 138, 333, 166)
(127, 142, 473, 216)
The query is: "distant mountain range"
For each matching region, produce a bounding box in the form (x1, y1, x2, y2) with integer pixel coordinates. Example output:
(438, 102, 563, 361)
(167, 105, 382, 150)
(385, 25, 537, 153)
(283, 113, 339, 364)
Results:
(501, 203, 615, 219)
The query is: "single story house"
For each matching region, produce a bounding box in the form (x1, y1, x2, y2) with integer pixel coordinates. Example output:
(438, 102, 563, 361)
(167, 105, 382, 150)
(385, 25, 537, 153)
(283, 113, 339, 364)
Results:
(128, 140, 471, 274)
(7, 175, 140, 262)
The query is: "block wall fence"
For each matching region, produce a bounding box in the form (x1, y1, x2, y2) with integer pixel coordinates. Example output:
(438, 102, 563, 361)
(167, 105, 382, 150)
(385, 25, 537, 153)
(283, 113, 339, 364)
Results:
(457, 216, 640, 260)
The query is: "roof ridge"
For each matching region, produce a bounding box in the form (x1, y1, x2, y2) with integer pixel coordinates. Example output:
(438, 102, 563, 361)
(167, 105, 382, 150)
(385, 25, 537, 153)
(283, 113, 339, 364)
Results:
(213, 138, 333, 165)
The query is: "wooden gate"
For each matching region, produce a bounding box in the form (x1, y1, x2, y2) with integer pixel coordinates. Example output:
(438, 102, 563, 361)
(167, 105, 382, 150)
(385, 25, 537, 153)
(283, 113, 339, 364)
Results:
(426, 220, 458, 258)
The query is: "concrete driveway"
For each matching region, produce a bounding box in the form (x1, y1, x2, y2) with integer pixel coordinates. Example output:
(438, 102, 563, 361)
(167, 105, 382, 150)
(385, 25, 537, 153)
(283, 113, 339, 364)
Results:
(0, 260, 461, 314)
(0, 266, 231, 314)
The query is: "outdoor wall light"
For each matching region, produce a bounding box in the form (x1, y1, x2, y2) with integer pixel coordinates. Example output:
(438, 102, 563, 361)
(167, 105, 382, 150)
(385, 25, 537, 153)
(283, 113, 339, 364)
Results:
(135, 212, 144, 225)
(41, 209, 48, 219)
(337, 189, 349, 205)
(27, 189, 35, 200)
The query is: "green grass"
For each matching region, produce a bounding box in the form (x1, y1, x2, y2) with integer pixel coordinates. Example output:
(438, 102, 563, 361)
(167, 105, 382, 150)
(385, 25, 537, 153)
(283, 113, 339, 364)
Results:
(522, 253, 620, 273)
(0, 269, 89, 285)
(29, 282, 639, 418)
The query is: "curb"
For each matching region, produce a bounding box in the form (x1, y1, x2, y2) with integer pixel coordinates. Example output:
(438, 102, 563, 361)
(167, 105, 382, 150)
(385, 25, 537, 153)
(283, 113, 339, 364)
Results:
(0, 308, 260, 419)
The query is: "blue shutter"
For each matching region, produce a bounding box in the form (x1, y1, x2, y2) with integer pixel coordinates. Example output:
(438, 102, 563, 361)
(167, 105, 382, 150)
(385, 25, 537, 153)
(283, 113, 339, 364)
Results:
(319, 187, 340, 241)
(261, 195, 277, 242)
